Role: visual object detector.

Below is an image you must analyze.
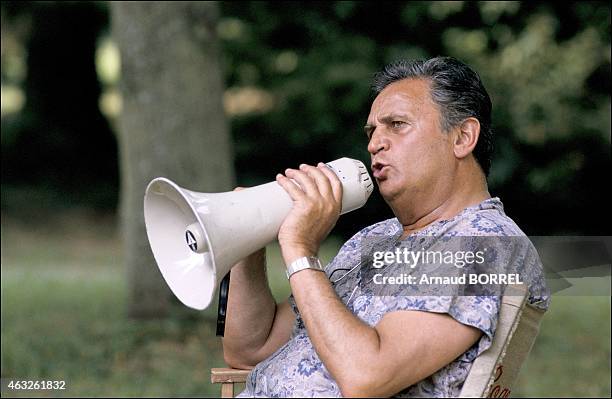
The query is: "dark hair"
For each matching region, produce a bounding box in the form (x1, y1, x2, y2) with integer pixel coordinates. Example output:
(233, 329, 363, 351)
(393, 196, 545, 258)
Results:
(372, 56, 493, 177)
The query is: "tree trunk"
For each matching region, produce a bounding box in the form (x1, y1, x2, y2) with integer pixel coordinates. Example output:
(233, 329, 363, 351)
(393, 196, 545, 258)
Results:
(111, 1, 235, 318)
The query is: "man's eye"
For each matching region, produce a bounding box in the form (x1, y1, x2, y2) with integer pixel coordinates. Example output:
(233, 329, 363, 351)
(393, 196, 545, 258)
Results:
(391, 121, 406, 129)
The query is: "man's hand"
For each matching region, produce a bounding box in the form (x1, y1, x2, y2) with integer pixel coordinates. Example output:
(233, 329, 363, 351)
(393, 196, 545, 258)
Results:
(275, 163, 343, 263)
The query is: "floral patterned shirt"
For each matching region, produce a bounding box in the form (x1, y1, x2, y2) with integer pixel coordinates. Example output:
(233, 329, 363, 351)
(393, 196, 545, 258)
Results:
(237, 197, 550, 397)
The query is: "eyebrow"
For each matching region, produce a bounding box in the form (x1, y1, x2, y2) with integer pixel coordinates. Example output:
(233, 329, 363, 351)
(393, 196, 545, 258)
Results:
(380, 113, 411, 123)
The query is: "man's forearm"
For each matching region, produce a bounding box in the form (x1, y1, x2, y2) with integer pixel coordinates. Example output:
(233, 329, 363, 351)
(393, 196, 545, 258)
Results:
(287, 260, 383, 395)
(222, 250, 277, 362)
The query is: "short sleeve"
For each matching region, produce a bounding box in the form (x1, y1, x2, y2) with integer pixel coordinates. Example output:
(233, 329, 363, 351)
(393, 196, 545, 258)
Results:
(353, 294, 500, 361)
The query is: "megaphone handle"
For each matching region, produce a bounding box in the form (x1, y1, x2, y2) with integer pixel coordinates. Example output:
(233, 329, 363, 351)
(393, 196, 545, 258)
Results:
(216, 271, 231, 337)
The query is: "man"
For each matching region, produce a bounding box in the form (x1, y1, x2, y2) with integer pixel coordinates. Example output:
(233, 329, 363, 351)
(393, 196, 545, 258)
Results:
(223, 56, 549, 397)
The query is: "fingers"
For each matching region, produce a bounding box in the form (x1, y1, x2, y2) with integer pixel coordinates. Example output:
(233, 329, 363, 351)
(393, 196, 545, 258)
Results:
(316, 162, 343, 204)
(277, 162, 342, 207)
(285, 167, 318, 196)
(299, 163, 334, 199)
(276, 173, 306, 201)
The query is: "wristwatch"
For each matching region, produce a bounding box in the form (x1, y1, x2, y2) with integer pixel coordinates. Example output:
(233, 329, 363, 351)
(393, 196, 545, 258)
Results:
(286, 256, 324, 279)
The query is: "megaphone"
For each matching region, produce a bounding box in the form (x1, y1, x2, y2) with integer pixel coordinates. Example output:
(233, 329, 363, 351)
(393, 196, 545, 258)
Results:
(144, 158, 373, 311)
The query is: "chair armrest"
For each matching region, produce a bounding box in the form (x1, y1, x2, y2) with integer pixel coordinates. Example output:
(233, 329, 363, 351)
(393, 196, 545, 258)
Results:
(211, 367, 252, 384)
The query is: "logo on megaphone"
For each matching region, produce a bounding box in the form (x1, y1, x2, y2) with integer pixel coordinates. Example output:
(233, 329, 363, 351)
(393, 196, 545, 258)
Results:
(144, 158, 373, 310)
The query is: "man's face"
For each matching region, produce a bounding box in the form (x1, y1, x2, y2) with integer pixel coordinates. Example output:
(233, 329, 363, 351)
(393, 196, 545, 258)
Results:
(365, 78, 455, 204)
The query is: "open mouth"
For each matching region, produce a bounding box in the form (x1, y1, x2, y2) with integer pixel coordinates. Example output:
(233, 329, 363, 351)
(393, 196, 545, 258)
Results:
(371, 162, 389, 179)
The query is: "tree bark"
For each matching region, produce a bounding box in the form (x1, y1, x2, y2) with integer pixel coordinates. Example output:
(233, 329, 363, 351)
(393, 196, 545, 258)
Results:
(111, 1, 235, 318)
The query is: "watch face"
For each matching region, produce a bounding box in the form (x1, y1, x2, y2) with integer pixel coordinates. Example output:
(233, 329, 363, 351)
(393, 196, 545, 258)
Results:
(308, 257, 323, 269)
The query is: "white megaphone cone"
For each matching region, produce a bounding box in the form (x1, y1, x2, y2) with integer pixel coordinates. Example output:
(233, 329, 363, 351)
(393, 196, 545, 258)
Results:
(144, 158, 374, 310)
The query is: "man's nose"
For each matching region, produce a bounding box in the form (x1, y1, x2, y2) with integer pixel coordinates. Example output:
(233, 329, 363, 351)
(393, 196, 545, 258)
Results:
(367, 130, 389, 155)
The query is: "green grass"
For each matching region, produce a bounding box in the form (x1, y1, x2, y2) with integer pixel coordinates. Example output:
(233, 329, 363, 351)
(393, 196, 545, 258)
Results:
(513, 295, 611, 397)
(0, 212, 343, 397)
(1, 212, 610, 397)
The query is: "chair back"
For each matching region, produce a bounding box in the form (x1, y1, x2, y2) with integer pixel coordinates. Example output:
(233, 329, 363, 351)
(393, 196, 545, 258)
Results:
(459, 284, 545, 398)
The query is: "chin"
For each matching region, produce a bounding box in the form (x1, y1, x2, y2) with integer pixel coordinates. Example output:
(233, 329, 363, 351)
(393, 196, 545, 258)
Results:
(377, 182, 400, 202)
(379, 176, 413, 202)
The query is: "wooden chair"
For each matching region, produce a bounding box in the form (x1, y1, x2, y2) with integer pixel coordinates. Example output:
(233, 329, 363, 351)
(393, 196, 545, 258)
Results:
(210, 367, 251, 398)
(211, 284, 544, 398)
(458, 284, 545, 397)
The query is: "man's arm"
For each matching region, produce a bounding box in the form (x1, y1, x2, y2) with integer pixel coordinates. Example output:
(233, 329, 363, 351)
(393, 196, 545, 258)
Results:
(221, 249, 296, 370)
(289, 267, 483, 397)
(276, 164, 482, 396)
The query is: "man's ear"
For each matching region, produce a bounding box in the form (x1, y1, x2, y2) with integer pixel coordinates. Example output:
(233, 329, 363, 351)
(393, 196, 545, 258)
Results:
(453, 117, 480, 159)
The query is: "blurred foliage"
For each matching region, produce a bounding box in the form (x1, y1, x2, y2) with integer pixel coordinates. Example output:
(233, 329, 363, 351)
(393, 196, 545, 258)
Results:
(1, 1, 610, 236)
(1, 1, 118, 211)
(217, 1, 611, 236)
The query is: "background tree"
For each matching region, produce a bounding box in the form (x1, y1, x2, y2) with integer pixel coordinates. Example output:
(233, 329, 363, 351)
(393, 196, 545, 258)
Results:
(111, 1, 235, 318)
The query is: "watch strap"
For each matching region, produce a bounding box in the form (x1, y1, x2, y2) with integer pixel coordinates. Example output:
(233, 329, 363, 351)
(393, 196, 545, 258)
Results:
(286, 256, 324, 279)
